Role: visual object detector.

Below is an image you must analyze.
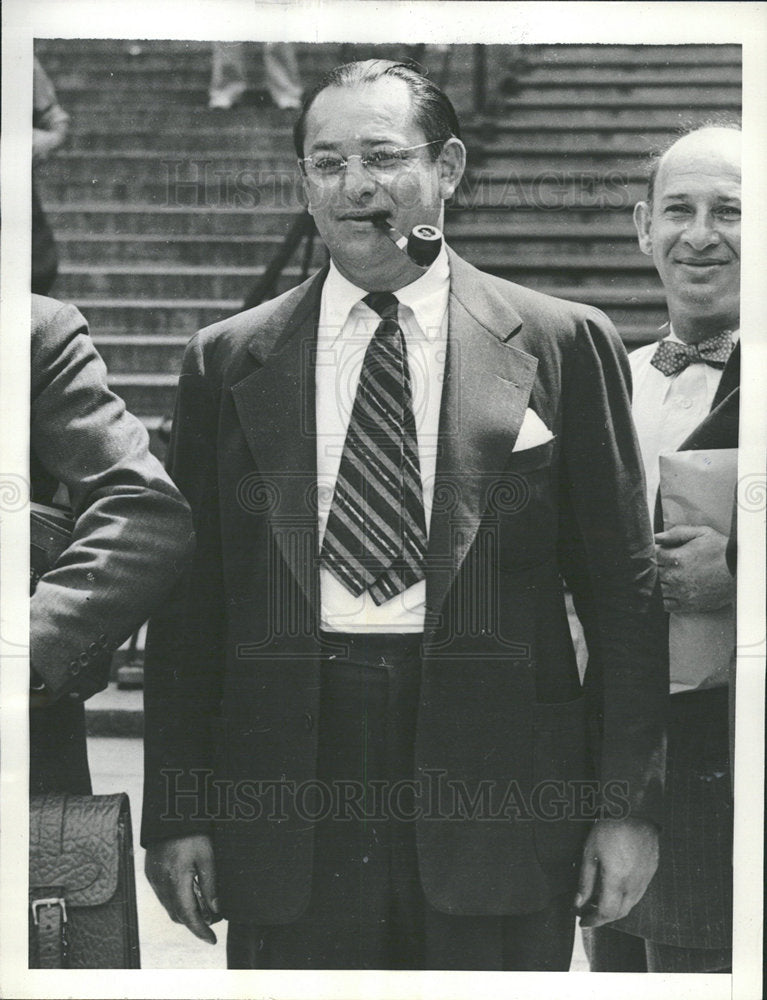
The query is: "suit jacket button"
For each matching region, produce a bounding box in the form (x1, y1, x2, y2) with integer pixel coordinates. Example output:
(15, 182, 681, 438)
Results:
(70, 659, 82, 675)
(79, 652, 90, 667)
(303, 712, 314, 733)
(89, 642, 99, 655)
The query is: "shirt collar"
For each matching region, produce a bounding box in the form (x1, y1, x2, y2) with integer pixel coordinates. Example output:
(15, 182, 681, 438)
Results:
(666, 325, 740, 346)
(322, 244, 450, 345)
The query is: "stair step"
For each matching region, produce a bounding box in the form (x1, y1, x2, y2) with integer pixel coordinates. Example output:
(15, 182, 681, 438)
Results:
(62, 298, 242, 335)
(40, 168, 650, 208)
(47, 202, 638, 236)
(56, 83, 738, 112)
(485, 107, 741, 127)
(57, 229, 643, 265)
(95, 334, 191, 372)
(45, 60, 478, 92)
(454, 174, 646, 211)
(35, 170, 303, 206)
(56, 258, 660, 300)
(67, 126, 297, 153)
(94, 320, 655, 374)
(57, 233, 328, 267)
(52, 151, 304, 170)
(56, 264, 306, 299)
(67, 125, 685, 155)
(48, 204, 308, 236)
(48, 147, 656, 176)
(485, 122, 702, 139)
(70, 292, 670, 351)
(479, 134, 676, 155)
(35, 38, 464, 69)
(474, 262, 660, 289)
(44, 104, 738, 133)
(474, 152, 655, 171)
(107, 375, 180, 416)
(528, 45, 741, 65)
(501, 87, 740, 105)
(514, 65, 741, 85)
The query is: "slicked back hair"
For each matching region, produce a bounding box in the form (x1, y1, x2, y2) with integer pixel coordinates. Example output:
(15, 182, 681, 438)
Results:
(293, 59, 462, 161)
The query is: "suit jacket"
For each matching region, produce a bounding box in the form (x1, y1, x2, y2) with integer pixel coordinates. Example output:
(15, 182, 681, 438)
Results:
(141, 251, 668, 923)
(30, 295, 194, 791)
(614, 343, 739, 950)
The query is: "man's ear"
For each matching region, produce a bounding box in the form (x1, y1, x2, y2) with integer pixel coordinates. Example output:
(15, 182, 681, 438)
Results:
(299, 168, 314, 216)
(633, 201, 653, 256)
(437, 138, 467, 201)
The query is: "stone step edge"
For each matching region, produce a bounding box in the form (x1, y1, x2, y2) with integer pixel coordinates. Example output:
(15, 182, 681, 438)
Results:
(85, 683, 144, 737)
(58, 259, 660, 277)
(59, 228, 640, 244)
(72, 288, 670, 307)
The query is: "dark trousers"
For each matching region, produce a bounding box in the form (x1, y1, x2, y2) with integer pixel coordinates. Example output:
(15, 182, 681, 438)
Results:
(227, 633, 575, 970)
(583, 924, 731, 974)
(30, 698, 91, 796)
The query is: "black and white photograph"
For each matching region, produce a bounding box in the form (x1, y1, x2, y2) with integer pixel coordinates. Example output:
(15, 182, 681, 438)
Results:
(1, 2, 765, 998)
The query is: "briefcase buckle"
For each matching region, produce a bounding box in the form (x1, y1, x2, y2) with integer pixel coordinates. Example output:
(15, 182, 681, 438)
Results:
(31, 896, 67, 925)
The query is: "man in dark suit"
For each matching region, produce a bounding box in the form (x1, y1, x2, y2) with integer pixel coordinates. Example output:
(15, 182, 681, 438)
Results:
(584, 126, 740, 973)
(142, 59, 667, 970)
(30, 294, 194, 794)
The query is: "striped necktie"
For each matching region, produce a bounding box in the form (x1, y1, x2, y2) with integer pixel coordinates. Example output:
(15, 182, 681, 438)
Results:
(320, 291, 428, 605)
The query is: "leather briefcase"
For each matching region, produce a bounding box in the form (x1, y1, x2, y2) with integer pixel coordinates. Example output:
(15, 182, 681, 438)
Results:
(29, 792, 141, 968)
(30, 501, 74, 595)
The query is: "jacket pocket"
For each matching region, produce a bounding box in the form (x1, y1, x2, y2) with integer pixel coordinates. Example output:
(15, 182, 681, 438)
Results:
(504, 436, 555, 474)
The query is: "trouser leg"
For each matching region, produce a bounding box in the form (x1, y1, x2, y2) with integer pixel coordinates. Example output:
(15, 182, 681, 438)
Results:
(424, 892, 575, 971)
(227, 643, 422, 969)
(645, 939, 731, 973)
(581, 925, 648, 971)
(209, 42, 247, 107)
(263, 43, 303, 109)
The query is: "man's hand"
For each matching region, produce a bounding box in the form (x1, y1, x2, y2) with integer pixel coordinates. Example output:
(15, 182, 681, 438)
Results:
(655, 524, 734, 613)
(574, 817, 659, 928)
(145, 835, 220, 944)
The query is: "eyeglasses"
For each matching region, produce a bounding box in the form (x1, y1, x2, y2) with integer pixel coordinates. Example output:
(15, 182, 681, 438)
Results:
(298, 140, 447, 180)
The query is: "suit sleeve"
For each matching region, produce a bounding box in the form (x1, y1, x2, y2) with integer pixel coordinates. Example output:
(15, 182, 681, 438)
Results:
(557, 311, 668, 828)
(141, 333, 226, 844)
(29, 298, 195, 700)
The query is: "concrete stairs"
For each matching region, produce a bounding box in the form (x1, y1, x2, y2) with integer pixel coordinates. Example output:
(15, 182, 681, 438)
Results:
(35, 39, 741, 430)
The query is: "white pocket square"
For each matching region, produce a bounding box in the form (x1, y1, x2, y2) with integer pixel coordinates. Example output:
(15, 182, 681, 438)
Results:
(513, 408, 554, 452)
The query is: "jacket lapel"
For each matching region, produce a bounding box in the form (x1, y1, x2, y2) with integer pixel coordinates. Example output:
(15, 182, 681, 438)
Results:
(231, 271, 326, 612)
(229, 255, 539, 626)
(426, 252, 538, 628)
(710, 340, 740, 410)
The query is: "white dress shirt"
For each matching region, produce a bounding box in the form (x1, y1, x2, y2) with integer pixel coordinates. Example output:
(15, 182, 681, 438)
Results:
(316, 247, 450, 632)
(630, 329, 739, 514)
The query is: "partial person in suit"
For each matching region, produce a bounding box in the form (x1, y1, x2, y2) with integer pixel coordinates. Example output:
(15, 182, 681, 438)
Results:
(32, 57, 70, 295)
(142, 60, 668, 970)
(30, 294, 195, 794)
(583, 125, 740, 973)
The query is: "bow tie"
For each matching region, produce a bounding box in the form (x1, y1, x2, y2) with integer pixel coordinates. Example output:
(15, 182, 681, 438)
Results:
(650, 331, 735, 377)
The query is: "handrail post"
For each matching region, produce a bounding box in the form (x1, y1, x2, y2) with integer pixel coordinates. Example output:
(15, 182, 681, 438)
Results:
(473, 44, 487, 115)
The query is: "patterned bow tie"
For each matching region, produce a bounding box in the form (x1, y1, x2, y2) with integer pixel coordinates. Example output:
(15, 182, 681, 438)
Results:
(650, 331, 735, 377)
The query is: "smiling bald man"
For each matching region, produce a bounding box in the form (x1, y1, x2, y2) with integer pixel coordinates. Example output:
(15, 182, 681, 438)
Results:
(584, 125, 741, 975)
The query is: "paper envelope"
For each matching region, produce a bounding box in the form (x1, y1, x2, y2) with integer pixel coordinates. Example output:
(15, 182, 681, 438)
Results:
(658, 448, 738, 694)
